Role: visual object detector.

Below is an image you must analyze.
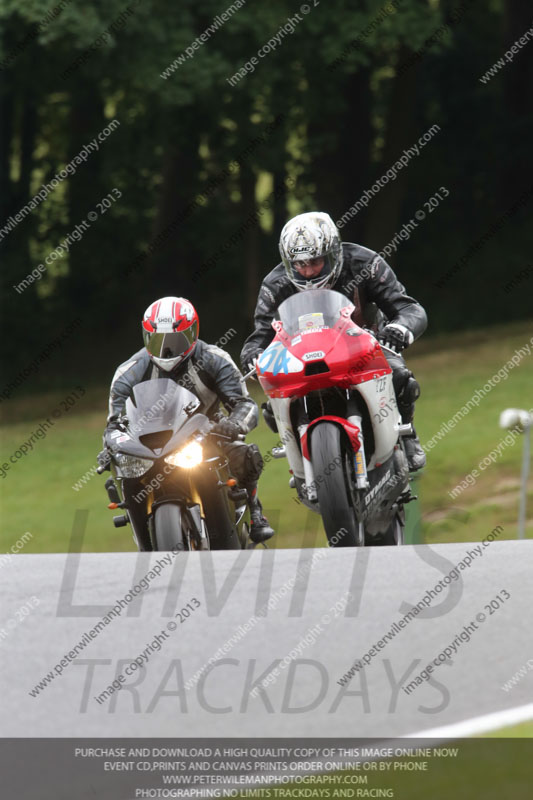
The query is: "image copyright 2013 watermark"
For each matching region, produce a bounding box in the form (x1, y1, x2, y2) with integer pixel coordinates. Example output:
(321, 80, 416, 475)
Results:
(403, 589, 511, 695)
(73, 654, 450, 715)
(28, 552, 180, 699)
(0, 596, 41, 646)
(337, 525, 504, 687)
(13, 189, 122, 295)
(0, 387, 86, 480)
(448, 410, 533, 499)
(250, 590, 353, 698)
(226, 2, 320, 87)
(336, 125, 442, 229)
(0, 120, 120, 242)
(423, 336, 533, 453)
(378, 187, 450, 259)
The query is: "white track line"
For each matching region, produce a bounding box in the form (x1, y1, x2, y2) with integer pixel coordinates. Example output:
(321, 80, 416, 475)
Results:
(220, 704, 533, 795)
(408, 701, 533, 738)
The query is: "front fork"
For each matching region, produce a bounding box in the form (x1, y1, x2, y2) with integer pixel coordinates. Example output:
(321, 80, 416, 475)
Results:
(298, 414, 368, 503)
(298, 422, 318, 502)
(348, 414, 369, 490)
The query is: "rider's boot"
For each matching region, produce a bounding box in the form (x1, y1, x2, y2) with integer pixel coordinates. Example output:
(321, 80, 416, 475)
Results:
(396, 370, 426, 472)
(247, 485, 275, 543)
(403, 428, 426, 472)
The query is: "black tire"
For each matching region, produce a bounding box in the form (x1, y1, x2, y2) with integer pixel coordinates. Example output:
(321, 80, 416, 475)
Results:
(153, 503, 186, 552)
(195, 472, 242, 550)
(310, 422, 363, 547)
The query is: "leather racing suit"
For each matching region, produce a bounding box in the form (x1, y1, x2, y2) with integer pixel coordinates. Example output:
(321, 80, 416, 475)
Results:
(241, 242, 427, 470)
(104, 339, 273, 546)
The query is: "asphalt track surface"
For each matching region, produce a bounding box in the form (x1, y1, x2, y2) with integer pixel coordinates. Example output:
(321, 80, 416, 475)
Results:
(1, 540, 532, 737)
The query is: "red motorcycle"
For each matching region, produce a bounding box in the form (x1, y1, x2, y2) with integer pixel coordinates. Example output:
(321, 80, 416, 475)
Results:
(257, 289, 415, 546)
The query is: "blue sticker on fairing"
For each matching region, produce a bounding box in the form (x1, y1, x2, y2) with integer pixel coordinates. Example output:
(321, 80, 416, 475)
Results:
(258, 342, 303, 376)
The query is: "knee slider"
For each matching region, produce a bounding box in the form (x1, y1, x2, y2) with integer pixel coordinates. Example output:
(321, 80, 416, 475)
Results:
(404, 373, 421, 403)
(395, 371, 420, 418)
(392, 365, 411, 396)
(227, 441, 264, 484)
(245, 443, 264, 483)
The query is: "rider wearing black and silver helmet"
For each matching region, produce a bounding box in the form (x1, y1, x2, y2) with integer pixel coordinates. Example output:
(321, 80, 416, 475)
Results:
(279, 211, 344, 291)
(241, 211, 427, 472)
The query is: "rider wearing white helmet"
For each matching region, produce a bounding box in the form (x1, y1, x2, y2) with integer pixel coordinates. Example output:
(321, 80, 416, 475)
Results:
(100, 296, 274, 545)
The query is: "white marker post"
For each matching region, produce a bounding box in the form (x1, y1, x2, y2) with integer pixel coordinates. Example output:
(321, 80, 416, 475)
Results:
(499, 408, 532, 539)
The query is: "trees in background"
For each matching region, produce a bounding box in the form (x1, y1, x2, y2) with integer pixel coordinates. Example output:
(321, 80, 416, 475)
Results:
(1, 0, 530, 386)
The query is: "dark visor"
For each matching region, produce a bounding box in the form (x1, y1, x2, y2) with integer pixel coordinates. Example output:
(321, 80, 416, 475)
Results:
(146, 322, 198, 359)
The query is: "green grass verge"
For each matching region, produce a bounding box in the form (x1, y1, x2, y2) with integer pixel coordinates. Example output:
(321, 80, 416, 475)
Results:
(483, 720, 533, 737)
(1, 320, 532, 553)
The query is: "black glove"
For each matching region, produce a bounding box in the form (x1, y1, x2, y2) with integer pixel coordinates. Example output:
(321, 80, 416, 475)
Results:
(378, 323, 414, 353)
(243, 352, 263, 381)
(211, 418, 243, 441)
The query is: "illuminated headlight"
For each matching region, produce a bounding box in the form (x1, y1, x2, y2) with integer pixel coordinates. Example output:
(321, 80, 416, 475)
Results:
(165, 441, 203, 469)
(114, 453, 153, 478)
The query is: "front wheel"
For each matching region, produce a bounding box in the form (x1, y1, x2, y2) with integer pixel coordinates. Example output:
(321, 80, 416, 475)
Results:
(368, 512, 405, 546)
(310, 422, 363, 547)
(380, 513, 404, 546)
(152, 503, 186, 552)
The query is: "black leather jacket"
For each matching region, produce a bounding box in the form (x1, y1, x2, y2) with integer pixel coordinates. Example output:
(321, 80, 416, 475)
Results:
(106, 339, 258, 434)
(241, 242, 427, 368)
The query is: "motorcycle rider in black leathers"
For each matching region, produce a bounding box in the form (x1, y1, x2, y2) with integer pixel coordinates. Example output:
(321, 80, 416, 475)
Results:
(241, 212, 427, 471)
(99, 296, 274, 546)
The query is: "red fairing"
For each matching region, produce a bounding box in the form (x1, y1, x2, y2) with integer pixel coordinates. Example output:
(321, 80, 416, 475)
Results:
(257, 316, 391, 399)
(301, 416, 361, 461)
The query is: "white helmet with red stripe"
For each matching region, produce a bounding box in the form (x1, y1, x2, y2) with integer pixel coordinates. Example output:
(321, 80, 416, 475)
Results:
(142, 297, 199, 372)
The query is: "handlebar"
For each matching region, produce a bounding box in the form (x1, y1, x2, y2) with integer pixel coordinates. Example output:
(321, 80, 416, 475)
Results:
(241, 367, 257, 382)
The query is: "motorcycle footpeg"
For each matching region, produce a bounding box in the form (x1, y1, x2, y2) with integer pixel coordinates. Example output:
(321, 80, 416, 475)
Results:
(271, 446, 286, 459)
(398, 490, 418, 505)
(398, 423, 414, 437)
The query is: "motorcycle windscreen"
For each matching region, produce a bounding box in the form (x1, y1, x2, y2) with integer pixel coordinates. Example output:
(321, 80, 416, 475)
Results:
(124, 379, 201, 433)
(277, 289, 354, 336)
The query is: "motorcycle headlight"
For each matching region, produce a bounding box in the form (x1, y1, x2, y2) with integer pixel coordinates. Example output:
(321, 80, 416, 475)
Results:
(165, 441, 203, 469)
(114, 453, 153, 478)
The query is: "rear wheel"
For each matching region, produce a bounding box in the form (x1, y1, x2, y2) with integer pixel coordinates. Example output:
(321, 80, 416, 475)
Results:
(152, 503, 187, 552)
(310, 422, 363, 547)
